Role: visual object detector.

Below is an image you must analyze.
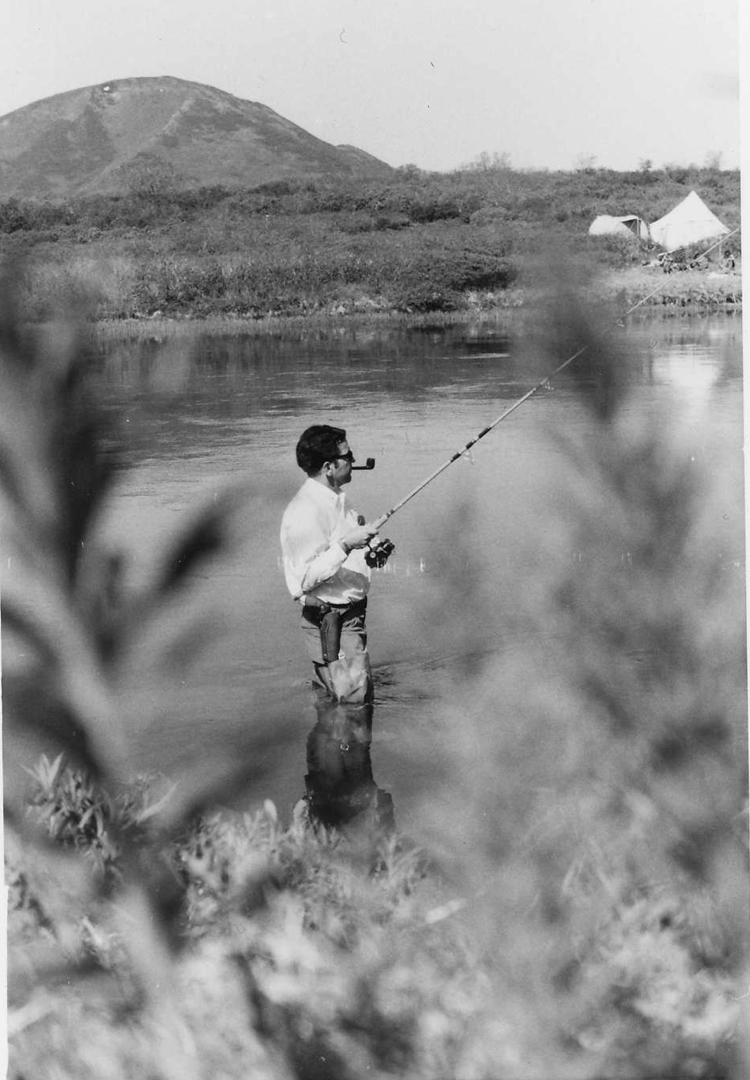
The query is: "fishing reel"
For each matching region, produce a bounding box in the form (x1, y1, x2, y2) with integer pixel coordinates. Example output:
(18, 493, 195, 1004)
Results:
(365, 537, 395, 568)
(353, 510, 393, 567)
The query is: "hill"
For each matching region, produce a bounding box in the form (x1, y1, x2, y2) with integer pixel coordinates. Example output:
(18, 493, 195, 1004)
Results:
(0, 76, 395, 199)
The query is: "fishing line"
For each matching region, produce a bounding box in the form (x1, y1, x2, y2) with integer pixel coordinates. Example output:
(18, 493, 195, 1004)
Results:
(373, 226, 739, 531)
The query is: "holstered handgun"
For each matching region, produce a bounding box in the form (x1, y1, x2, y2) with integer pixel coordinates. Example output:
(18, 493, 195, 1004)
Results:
(319, 608, 345, 663)
(303, 595, 366, 667)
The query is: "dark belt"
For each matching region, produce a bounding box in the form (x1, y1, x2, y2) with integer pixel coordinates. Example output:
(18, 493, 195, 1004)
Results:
(301, 595, 367, 617)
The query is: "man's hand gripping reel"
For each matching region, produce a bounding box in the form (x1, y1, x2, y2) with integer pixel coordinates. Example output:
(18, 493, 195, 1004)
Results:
(364, 537, 395, 568)
(356, 513, 395, 568)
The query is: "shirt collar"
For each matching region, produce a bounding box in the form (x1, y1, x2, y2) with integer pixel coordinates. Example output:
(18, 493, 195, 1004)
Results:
(302, 476, 345, 505)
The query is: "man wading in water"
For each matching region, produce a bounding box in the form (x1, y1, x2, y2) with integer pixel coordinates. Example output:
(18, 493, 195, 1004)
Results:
(280, 425, 390, 703)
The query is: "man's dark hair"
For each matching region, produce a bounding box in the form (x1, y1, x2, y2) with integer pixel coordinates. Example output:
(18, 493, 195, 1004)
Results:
(296, 425, 347, 476)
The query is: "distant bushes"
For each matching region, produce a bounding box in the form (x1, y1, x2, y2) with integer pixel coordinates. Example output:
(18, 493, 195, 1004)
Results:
(386, 249, 516, 313)
(586, 231, 647, 267)
(0, 164, 739, 320)
(2, 165, 739, 240)
(0, 179, 468, 239)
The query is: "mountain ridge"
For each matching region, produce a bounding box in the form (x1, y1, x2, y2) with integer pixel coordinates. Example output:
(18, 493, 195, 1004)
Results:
(0, 76, 394, 199)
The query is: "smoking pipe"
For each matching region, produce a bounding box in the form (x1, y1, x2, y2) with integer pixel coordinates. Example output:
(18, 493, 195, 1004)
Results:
(351, 457, 376, 470)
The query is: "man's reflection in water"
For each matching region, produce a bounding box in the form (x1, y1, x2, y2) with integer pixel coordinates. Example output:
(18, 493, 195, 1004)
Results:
(300, 689, 395, 835)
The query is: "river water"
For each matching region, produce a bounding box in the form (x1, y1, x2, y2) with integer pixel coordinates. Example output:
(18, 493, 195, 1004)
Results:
(89, 312, 743, 823)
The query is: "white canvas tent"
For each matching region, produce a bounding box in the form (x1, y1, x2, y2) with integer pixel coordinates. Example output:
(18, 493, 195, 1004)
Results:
(588, 214, 650, 240)
(649, 191, 729, 252)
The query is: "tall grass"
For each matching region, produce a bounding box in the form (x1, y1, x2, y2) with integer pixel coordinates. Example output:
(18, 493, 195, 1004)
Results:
(3, 261, 747, 1078)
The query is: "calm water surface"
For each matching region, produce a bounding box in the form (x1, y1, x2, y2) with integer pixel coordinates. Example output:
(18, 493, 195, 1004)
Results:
(90, 313, 744, 821)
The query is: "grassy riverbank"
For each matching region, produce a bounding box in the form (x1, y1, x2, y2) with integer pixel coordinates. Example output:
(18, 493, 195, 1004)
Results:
(82, 267, 741, 353)
(2, 163, 740, 322)
(19, 260, 744, 344)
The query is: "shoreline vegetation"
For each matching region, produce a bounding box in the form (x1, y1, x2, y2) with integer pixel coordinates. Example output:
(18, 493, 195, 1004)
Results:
(87, 265, 741, 343)
(1, 162, 740, 327)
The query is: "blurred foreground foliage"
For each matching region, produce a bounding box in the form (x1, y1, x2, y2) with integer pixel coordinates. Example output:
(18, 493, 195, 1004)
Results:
(3, 266, 748, 1078)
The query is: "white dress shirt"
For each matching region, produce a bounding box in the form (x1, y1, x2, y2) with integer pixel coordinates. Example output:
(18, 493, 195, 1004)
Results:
(280, 477, 371, 604)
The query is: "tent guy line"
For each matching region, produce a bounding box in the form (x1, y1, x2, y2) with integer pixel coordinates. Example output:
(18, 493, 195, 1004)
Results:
(372, 222, 739, 531)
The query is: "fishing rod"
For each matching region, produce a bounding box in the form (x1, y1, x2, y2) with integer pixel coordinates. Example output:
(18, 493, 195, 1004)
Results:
(371, 347, 585, 530)
(367, 226, 739, 534)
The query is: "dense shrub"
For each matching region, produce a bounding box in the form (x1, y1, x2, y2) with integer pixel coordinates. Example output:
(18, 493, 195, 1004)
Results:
(3, 165, 738, 241)
(586, 232, 649, 267)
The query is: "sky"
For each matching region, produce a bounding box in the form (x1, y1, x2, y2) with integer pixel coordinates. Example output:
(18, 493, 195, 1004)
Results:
(0, 0, 742, 173)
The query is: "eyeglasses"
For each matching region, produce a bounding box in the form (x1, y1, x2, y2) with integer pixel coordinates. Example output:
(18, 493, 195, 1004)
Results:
(334, 451, 355, 464)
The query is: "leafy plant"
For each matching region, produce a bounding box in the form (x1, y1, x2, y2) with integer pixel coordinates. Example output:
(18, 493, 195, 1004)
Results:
(0, 263, 298, 1055)
(23, 752, 176, 883)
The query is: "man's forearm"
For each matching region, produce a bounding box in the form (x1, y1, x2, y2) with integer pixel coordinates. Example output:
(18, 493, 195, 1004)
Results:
(297, 538, 350, 594)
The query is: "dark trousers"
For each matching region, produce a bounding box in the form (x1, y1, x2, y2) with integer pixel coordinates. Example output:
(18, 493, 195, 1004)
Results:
(300, 599, 372, 702)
